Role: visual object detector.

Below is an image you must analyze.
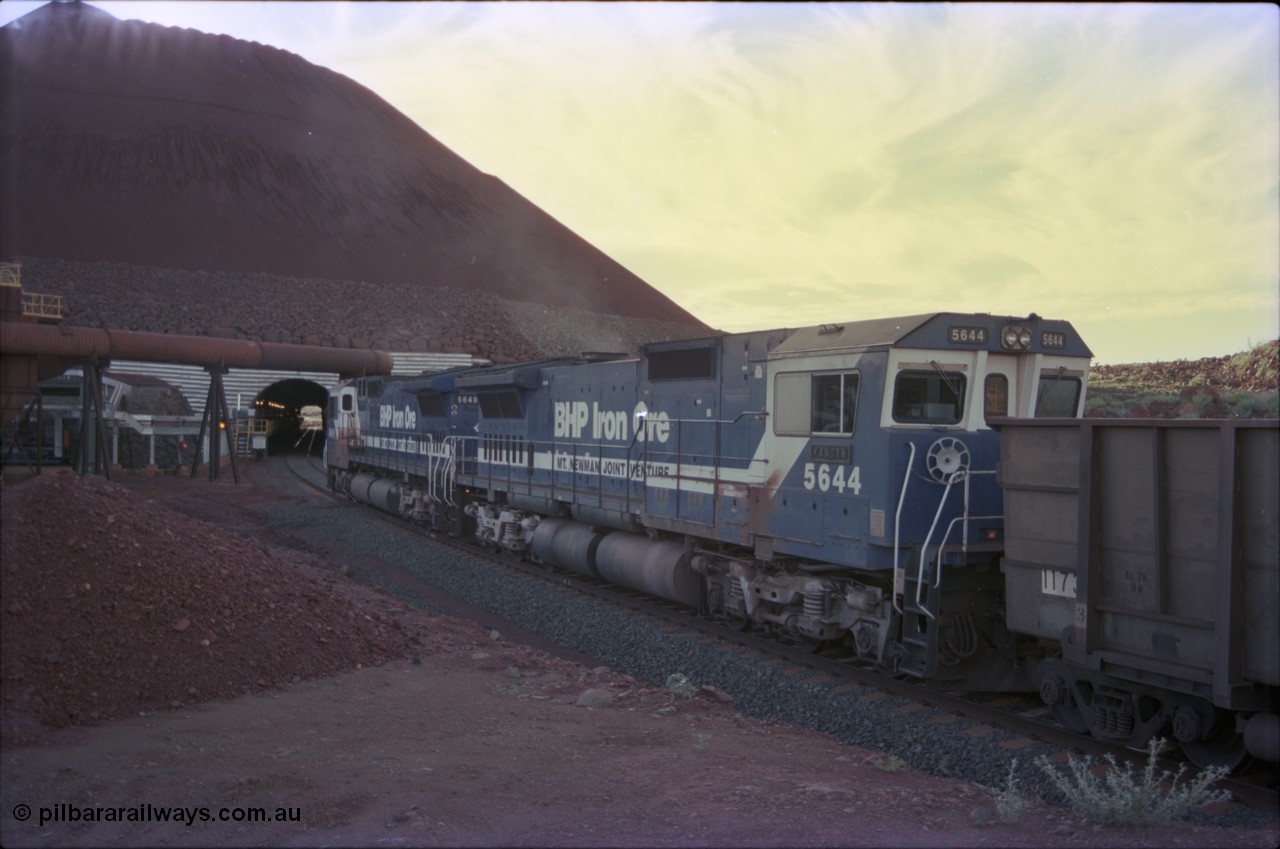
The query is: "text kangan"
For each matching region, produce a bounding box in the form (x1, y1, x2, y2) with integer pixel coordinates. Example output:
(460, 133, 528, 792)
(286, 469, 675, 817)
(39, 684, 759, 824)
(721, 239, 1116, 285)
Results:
(554, 401, 670, 443)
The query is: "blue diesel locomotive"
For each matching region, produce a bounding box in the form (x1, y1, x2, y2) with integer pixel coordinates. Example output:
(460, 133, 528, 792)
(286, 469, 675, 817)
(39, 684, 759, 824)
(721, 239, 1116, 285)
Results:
(325, 311, 1092, 691)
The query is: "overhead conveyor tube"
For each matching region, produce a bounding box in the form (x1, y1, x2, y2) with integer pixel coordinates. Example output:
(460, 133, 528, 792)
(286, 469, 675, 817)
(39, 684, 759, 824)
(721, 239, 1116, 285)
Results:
(0, 322, 395, 377)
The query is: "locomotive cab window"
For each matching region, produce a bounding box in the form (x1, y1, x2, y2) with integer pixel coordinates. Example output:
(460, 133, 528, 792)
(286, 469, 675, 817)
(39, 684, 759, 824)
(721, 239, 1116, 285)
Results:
(1034, 371, 1082, 418)
(892, 369, 965, 424)
(811, 373, 859, 434)
(773, 371, 859, 436)
(984, 374, 1008, 423)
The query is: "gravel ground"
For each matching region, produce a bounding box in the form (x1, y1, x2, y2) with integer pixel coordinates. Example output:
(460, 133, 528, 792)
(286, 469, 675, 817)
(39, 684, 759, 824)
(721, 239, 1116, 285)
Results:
(250, 465, 1276, 831)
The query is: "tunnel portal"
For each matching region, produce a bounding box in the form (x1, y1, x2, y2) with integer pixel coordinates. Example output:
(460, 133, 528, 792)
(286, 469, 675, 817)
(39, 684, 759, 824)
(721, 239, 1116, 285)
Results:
(253, 379, 328, 457)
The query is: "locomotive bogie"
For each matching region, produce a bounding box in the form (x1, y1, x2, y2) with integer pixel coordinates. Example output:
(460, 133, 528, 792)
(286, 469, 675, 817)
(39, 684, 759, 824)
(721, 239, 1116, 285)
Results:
(465, 502, 540, 554)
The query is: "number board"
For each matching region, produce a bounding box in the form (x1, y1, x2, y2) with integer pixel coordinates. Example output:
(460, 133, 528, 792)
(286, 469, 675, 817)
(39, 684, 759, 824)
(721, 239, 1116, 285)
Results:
(948, 326, 988, 345)
(1041, 331, 1066, 349)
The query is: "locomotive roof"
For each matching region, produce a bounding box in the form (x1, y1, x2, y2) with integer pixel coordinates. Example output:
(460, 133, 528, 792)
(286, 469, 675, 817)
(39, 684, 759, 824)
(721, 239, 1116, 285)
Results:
(769, 312, 1092, 358)
(454, 355, 626, 389)
(771, 313, 939, 355)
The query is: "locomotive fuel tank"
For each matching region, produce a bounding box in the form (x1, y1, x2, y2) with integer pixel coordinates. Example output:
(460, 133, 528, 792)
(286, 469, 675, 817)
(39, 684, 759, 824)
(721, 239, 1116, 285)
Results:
(347, 472, 402, 514)
(594, 533, 701, 608)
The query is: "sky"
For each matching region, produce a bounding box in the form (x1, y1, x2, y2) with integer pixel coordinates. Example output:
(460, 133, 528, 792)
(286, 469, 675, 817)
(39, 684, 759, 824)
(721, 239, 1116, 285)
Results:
(2, 1, 1277, 365)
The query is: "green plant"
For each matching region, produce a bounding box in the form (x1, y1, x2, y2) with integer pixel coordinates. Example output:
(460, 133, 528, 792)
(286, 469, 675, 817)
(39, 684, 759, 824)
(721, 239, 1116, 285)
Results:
(868, 753, 906, 772)
(1224, 391, 1279, 418)
(664, 672, 698, 699)
(1187, 390, 1214, 408)
(1036, 738, 1231, 826)
(994, 758, 1029, 823)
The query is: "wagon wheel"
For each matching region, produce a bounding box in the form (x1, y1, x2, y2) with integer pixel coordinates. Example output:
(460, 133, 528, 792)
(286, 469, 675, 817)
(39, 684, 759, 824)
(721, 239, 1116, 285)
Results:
(1040, 675, 1090, 734)
(1182, 726, 1251, 772)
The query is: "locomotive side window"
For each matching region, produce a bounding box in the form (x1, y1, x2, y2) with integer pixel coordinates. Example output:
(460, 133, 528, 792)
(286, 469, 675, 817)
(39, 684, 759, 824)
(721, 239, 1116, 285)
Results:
(414, 391, 446, 418)
(1035, 372, 1081, 417)
(478, 391, 523, 418)
(648, 346, 716, 381)
(892, 370, 965, 424)
(773, 372, 859, 435)
(984, 374, 1008, 423)
(773, 373, 810, 435)
(340, 394, 354, 413)
(811, 373, 859, 434)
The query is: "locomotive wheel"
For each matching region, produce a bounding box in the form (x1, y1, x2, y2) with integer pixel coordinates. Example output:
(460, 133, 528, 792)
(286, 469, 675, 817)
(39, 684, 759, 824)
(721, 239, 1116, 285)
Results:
(782, 633, 824, 654)
(721, 612, 750, 632)
(1182, 726, 1251, 772)
(1050, 700, 1090, 734)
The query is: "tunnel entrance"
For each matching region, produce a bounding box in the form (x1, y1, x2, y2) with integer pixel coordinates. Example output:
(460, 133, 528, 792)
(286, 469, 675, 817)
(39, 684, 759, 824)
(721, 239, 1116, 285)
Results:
(252, 378, 329, 457)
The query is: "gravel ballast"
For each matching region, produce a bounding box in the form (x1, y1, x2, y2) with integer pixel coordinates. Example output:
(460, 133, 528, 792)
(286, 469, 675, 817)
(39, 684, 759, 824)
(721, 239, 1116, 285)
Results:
(249, 462, 1274, 830)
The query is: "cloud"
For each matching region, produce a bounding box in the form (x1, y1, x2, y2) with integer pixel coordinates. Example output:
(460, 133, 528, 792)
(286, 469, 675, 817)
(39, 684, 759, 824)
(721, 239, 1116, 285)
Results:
(5, 1, 1273, 363)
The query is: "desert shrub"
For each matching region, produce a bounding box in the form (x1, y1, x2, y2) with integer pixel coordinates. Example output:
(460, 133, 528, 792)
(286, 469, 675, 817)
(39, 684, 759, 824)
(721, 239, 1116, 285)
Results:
(1036, 738, 1230, 826)
(994, 758, 1029, 823)
(1224, 391, 1279, 418)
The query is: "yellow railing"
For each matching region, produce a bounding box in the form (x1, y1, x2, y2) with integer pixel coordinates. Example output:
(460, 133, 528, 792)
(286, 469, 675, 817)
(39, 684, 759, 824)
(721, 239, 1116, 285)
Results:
(21, 290, 63, 319)
(235, 418, 274, 435)
(1, 262, 64, 319)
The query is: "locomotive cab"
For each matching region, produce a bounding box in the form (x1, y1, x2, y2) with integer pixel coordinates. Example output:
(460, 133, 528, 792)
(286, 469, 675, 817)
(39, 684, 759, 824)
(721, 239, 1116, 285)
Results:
(722, 312, 1093, 686)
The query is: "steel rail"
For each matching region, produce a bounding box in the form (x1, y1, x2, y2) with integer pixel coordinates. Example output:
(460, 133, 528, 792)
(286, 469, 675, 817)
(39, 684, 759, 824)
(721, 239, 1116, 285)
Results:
(283, 451, 1278, 812)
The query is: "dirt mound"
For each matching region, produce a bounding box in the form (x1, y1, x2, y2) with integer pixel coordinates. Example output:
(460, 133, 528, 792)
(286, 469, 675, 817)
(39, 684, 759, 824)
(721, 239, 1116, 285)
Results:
(0, 1, 702, 326)
(1087, 340, 1279, 419)
(1092, 340, 1279, 393)
(0, 471, 426, 740)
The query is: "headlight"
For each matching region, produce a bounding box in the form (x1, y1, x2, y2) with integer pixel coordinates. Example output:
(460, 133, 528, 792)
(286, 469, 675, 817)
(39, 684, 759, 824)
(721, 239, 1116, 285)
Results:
(1001, 325, 1033, 350)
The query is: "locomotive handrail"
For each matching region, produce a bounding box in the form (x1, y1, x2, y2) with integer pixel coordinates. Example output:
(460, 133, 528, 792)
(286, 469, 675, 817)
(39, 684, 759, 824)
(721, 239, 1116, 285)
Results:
(437, 435, 459, 500)
(918, 468, 1002, 613)
(449, 434, 478, 504)
(440, 436, 459, 506)
(916, 470, 964, 619)
(892, 442, 917, 615)
(424, 436, 438, 503)
(932, 469, 1000, 578)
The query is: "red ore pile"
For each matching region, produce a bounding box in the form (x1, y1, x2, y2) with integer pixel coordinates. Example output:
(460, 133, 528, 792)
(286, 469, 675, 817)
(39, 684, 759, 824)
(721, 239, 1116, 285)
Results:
(0, 471, 422, 742)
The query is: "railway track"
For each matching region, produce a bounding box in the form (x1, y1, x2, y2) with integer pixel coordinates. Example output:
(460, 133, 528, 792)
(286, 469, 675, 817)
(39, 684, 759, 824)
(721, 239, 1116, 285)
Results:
(281, 449, 1278, 812)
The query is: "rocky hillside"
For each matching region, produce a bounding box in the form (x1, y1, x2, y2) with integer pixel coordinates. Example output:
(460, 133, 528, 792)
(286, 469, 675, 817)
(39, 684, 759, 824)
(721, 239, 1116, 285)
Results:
(1087, 340, 1279, 419)
(0, 1, 704, 328)
(16, 256, 711, 364)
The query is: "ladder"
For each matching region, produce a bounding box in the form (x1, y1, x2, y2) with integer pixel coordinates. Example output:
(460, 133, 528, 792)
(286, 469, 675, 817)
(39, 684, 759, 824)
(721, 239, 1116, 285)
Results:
(897, 558, 942, 679)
